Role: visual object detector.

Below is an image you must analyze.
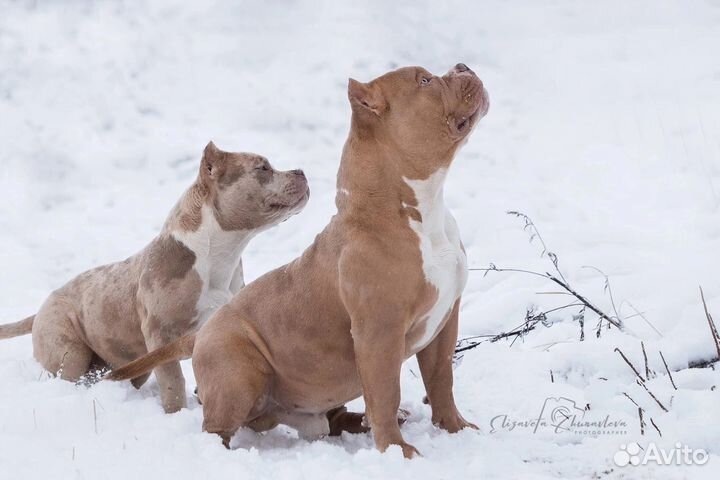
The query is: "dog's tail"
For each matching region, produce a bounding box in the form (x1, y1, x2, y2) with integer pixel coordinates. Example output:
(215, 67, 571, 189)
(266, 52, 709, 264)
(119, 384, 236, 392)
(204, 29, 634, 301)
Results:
(0, 315, 35, 340)
(105, 334, 196, 382)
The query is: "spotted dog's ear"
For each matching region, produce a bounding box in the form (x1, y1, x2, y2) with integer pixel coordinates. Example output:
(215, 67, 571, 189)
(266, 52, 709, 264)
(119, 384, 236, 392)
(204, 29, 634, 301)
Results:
(201, 141, 226, 179)
(348, 78, 386, 116)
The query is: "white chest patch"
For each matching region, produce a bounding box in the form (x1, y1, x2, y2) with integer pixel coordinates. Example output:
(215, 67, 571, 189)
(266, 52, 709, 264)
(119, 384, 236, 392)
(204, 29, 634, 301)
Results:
(172, 205, 251, 325)
(404, 169, 468, 353)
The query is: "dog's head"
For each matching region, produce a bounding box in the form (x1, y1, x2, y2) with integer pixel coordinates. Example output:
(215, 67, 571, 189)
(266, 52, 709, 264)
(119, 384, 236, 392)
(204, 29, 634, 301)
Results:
(199, 142, 309, 231)
(347, 64, 489, 174)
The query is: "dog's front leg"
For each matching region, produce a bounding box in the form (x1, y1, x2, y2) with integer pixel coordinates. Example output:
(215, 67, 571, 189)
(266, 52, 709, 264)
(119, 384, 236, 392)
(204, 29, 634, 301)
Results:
(340, 251, 420, 458)
(154, 359, 187, 413)
(352, 322, 419, 458)
(416, 298, 477, 433)
(145, 335, 187, 413)
(344, 291, 419, 458)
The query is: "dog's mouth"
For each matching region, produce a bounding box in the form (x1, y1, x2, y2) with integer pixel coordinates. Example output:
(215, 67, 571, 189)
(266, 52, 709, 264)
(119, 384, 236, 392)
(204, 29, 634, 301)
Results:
(268, 187, 310, 210)
(456, 115, 472, 132)
(451, 108, 478, 137)
(451, 87, 489, 138)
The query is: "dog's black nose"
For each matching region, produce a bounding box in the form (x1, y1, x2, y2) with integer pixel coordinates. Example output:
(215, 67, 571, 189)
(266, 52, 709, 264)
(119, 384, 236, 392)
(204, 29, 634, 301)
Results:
(455, 63, 470, 73)
(291, 169, 305, 177)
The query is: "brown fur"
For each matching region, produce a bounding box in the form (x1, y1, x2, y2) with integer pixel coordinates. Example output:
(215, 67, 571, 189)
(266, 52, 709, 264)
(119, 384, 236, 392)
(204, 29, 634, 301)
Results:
(0, 315, 35, 339)
(1, 142, 309, 413)
(106, 334, 195, 381)
(106, 64, 488, 456)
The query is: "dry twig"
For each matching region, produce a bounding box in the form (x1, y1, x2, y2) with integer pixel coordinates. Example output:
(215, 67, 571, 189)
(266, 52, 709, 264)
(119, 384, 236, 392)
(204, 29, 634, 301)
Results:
(700, 286, 720, 360)
(622, 393, 662, 437)
(650, 417, 662, 437)
(641, 341, 654, 379)
(615, 347, 668, 412)
(659, 351, 677, 390)
(614, 347, 645, 382)
(638, 407, 645, 435)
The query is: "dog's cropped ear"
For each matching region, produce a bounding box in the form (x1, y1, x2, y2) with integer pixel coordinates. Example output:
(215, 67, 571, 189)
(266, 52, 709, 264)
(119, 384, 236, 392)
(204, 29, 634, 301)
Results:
(201, 141, 225, 179)
(348, 79, 386, 116)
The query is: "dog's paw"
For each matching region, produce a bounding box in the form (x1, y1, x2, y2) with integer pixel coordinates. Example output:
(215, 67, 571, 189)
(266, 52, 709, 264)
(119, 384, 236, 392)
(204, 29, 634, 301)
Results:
(433, 413, 478, 433)
(398, 442, 422, 459)
(383, 441, 422, 459)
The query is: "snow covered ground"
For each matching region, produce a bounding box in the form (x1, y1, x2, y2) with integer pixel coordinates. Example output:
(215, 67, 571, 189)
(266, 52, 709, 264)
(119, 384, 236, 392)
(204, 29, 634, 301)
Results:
(2, 0, 720, 478)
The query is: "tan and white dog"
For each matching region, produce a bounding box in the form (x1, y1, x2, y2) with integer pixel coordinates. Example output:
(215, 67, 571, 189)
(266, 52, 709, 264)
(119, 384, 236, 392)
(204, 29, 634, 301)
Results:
(108, 64, 489, 456)
(0, 142, 309, 413)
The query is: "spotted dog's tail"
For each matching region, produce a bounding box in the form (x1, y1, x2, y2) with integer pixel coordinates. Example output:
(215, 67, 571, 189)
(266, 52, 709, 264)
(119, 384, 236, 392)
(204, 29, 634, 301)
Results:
(0, 315, 35, 340)
(106, 334, 196, 381)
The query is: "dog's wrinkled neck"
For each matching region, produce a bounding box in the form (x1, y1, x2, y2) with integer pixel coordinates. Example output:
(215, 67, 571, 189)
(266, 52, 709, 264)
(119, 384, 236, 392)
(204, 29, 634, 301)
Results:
(335, 129, 453, 222)
(163, 180, 208, 233)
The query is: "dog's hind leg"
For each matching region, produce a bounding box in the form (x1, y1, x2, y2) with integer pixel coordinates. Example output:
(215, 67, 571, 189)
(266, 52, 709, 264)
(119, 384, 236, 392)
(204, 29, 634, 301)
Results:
(31, 296, 93, 381)
(327, 406, 368, 436)
(194, 332, 272, 448)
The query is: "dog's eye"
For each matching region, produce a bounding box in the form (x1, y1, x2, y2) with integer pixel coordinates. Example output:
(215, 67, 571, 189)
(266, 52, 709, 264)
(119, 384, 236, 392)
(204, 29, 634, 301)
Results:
(420, 77, 431, 86)
(256, 164, 271, 171)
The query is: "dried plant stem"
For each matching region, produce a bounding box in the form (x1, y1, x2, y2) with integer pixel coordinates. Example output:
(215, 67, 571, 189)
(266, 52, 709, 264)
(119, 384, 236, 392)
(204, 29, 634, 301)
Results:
(623, 393, 661, 436)
(547, 275, 622, 329)
(615, 347, 668, 412)
(507, 210, 568, 283)
(455, 306, 560, 354)
(582, 265, 621, 324)
(650, 418, 662, 437)
(93, 399, 98, 435)
(623, 301, 663, 337)
(634, 378, 668, 412)
(641, 341, 653, 379)
(659, 351, 678, 390)
(688, 357, 719, 368)
(622, 392, 639, 407)
(700, 286, 720, 360)
(472, 265, 623, 332)
(638, 407, 645, 435)
(614, 348, 645, 382)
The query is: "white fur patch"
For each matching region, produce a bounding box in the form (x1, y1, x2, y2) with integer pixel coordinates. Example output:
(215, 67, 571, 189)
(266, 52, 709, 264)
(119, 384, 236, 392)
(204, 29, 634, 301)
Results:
(172, 205, 253, 325)
(404, 169, 468, 353)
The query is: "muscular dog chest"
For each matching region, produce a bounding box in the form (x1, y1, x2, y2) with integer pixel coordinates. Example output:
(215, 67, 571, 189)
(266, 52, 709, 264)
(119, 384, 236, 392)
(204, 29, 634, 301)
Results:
(404, 171, 468, 354)
(171, 209, 248, 325)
